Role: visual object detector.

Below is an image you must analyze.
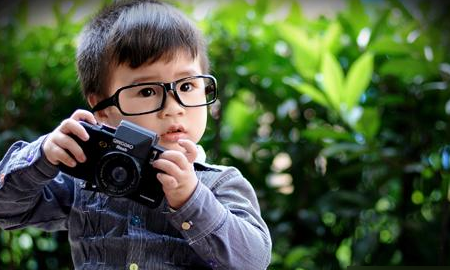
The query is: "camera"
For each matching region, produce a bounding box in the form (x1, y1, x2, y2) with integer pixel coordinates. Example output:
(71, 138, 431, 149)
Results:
(59, 120, 165, 208)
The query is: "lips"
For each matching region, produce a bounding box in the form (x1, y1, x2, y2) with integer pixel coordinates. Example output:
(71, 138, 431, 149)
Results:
(160, 124, 187, 142)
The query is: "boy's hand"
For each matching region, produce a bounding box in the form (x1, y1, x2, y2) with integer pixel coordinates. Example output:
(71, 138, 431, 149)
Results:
(42, 109, 97, 167)
(152, 139, 198, 210)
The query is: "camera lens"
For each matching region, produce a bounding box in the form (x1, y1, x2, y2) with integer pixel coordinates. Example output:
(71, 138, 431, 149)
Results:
(95, 152, 140, 197)
(111, 166, 128, 183)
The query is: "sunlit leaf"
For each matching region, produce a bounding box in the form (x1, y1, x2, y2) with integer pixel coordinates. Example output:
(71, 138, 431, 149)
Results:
(301, 126, 354, 143)
(344, 52, 374, 109)
(322, 21, 343, 55)
(321, 52, 344, 111)
(286, 81, 329, 108)
(278, 23, 320, 80)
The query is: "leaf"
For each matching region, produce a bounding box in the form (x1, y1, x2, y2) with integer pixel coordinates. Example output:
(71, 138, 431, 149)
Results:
(379, 58, 435, 82)
(222, 91, 258, 145)
(278, 23, 320, 80)
(286, 81, 329, 108)
(354, 107, 380, 140)
(345, 0, 370, 38)
(322, 21, 343, 55)
(18, 52, 46, 77)
(285, 1, 304, 26)
(320, 142, 366, 158)
(344, 52, 374, 109)
(321, 52, 344, 111)
(301, 125, 354, 143)
(368, 36, 410, 56)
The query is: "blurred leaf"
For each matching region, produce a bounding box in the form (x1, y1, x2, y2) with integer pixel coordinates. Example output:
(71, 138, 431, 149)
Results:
(18, 52, 46, 77)
(278, 23, 320, 80)
(321, 52, 344, 111)
(222, 91, 258, 145)
(301, 125, 354, 143)
(354, 107, 380, 140)
(286, 81, 329, 108)
(344, 52, 374, 109)
(322, 22, 343, 55)
(379, 58, 435, 82)
(341, 0, 370, 39)
(320, 142, 366, 158)
(368, 36, 410, 56)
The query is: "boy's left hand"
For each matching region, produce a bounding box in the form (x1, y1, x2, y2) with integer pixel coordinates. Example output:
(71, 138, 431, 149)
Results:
(152, 139, 198, 210)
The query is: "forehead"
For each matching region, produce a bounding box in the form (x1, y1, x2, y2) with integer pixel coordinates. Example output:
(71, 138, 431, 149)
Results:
(109, 51, 203, 90)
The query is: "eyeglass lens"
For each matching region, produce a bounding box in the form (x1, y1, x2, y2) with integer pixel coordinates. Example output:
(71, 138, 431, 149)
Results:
(118, 77, 216, 114)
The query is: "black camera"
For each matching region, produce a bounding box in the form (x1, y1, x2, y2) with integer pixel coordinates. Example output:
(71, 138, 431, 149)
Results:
(59, 120, 165, 208)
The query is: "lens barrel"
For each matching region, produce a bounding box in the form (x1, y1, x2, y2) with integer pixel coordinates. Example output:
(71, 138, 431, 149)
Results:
(95, 152, 141, 196)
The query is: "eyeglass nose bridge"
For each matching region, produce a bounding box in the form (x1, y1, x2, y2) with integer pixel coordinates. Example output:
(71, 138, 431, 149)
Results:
(161, 82, 185, 107)
(162, 82, 177, 92)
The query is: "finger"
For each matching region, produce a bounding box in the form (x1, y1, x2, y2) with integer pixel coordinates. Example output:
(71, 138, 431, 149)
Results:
(152, 158, 183, 178)
(59, 119, 90, 142)
(159, 151, 190, 171)
(50, 145, 78, 167)
(177, 139, 197, 163)
(156, 173, 178, 190)
(71, 109, 97, 125)
(53, 133, 87, 163)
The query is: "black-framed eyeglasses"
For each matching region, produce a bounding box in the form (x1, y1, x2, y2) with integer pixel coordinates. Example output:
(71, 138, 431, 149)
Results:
(92, 75, 218, 116)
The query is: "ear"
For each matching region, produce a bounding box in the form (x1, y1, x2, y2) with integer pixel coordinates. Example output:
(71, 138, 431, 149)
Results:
(87, 94, 98, 109)
(87, 94, 108, 122)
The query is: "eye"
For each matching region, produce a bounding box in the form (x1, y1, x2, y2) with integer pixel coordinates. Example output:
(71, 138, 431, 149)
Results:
(179, 82, 194, 92)
(138, 87, 156, 97)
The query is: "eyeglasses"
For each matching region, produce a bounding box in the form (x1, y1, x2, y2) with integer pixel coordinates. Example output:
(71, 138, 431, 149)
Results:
(92, 75, 218, 115)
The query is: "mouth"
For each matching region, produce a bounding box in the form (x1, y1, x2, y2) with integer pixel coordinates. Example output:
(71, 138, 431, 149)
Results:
(160, 125, 187, 142)
(163, 125, 186, 135)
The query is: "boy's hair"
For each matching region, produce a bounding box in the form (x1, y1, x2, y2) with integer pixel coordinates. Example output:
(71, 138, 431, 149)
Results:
(76, 0, 209, 100)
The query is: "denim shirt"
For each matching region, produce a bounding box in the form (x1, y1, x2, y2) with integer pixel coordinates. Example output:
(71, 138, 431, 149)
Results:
(0, 135, 272, 270)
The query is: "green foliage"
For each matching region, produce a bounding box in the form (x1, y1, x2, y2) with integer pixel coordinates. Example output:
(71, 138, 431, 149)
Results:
(1, 0, 450, 269)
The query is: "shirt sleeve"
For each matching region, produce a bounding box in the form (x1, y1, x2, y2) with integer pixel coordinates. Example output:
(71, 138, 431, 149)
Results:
(0, 135, 74, 231)
(166, 166, 272, 270)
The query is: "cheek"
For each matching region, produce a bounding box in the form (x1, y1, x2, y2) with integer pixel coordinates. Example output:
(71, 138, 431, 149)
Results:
(190, 108, 208, 140)
(122, 115, 160, 132)
(102, 108, 123, 127)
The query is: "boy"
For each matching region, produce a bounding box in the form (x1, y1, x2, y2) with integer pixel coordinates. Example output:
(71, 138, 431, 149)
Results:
(0, 0, 272, 269)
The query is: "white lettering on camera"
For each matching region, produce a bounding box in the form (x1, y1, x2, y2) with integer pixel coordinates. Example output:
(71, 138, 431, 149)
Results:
(113, 138, 134, 150)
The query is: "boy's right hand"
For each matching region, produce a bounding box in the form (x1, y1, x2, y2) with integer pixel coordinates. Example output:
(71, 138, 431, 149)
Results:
(42, 109, 97, 167)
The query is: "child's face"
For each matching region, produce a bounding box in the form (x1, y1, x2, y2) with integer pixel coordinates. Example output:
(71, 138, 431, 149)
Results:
(98, 51, 208, 152)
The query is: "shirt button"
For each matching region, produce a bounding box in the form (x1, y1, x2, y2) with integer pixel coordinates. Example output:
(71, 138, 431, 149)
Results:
(130, 216, 141, 226)
(181, 221, 193, 231)
(129, 263, 139, 270)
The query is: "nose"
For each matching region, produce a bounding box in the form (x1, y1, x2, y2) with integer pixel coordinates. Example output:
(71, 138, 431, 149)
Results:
(158, 91, 185, 117)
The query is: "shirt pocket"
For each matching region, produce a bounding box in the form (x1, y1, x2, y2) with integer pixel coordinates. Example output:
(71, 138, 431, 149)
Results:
(74, 187, 129, 238)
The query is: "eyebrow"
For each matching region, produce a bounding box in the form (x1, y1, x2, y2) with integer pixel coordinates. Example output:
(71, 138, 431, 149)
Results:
(131, 70, 201, 84)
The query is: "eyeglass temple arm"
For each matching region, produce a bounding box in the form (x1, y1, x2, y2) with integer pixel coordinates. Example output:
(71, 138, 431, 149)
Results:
(91, 97, 114, 113)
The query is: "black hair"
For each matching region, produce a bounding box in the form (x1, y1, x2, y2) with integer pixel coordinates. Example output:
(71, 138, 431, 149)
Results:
(76, 0, 209, 100)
